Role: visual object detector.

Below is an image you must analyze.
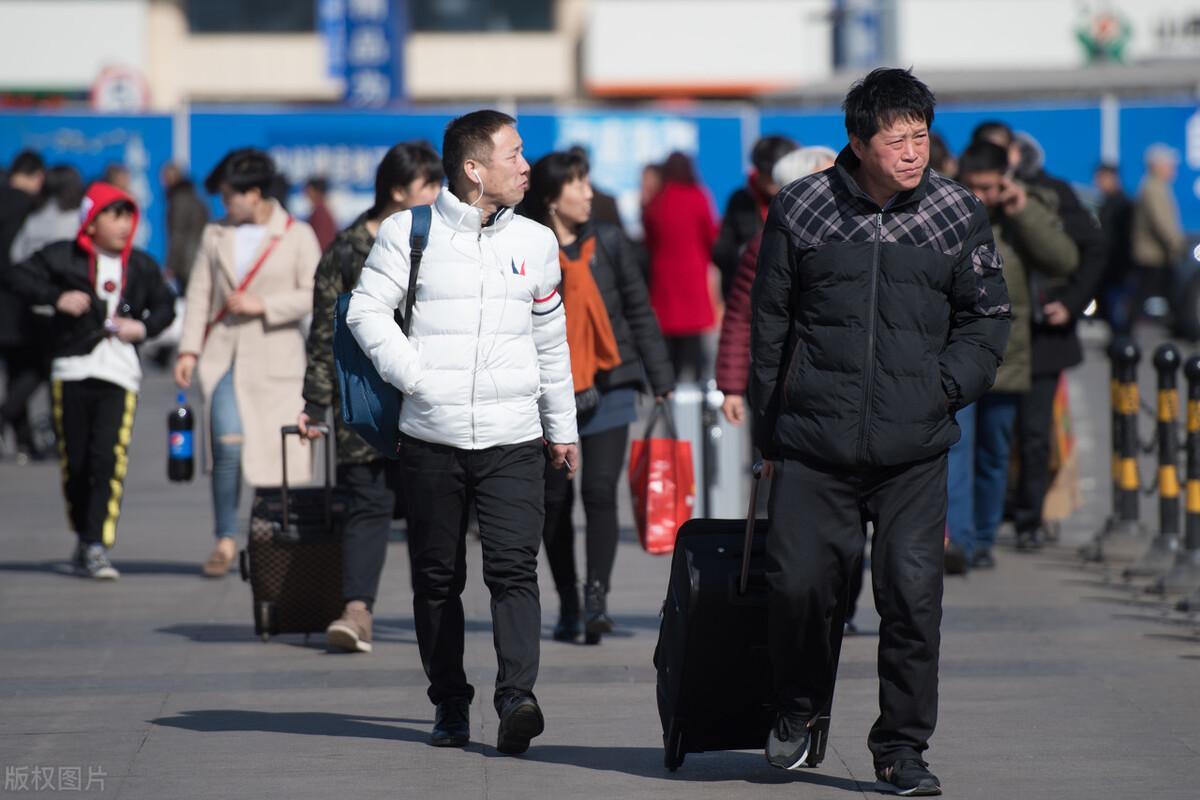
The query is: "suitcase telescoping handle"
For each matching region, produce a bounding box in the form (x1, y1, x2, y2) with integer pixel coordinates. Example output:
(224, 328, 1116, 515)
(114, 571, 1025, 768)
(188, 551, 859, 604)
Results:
(738, 461, 766, 595)
(279, 423, 333, 532)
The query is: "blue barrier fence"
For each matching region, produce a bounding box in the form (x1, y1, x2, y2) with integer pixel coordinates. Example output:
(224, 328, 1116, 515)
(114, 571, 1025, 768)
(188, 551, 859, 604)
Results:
(1, 98, 1197, 262)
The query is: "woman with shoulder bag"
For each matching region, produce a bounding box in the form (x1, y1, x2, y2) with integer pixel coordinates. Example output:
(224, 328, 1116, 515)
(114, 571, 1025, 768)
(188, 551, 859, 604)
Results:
(175, 149, 322, 578)
(524, 150, 675, 644)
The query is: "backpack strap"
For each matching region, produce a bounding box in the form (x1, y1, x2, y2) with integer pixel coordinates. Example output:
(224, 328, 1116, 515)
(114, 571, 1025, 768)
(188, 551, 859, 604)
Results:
(401, 205, 431, 336)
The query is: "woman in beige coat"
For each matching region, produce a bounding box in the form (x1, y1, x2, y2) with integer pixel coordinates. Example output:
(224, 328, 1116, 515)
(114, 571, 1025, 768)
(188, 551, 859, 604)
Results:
(175, 149, 321, 577)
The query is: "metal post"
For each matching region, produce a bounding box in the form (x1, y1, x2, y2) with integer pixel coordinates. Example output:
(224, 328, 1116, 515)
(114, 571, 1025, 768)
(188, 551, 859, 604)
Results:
(1126, 344, 1181, 578)
(1081, 338, 1144, 562)
(1153, 354, 1200, 595)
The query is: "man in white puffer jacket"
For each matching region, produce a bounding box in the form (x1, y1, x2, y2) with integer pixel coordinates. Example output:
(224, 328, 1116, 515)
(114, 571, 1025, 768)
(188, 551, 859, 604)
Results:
(347, 110, 578, 757)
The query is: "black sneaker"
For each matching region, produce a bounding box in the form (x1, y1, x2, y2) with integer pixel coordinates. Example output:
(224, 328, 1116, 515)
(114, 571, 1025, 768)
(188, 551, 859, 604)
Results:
(765, 711, 812, 770)
(876, 759, 942, 796)
(1015, 529, 1042, 552)
(430, 698, 470, 747)
(944, 541, 969, 576)
(81, 544, 119, 581)
(971, 547, 996, 569)
(495, 694, 544, 755)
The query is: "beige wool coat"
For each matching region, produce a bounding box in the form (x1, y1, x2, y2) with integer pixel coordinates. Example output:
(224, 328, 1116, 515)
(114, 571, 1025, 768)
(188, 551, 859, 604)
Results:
(179, 201, 321, 486)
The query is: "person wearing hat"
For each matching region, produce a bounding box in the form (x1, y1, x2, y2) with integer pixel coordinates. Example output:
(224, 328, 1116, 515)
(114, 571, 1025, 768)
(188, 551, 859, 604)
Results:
(6, 181, 175, 579)
(1130, 143, 1185, 325)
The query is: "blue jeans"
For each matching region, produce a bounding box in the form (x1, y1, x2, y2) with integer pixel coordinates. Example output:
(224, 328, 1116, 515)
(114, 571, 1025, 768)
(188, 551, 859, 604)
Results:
(946, 403, 977, 557)
(946, 394, 1021, 556)
(973, 394, 1019, 549)
(210, 369, 243, 540)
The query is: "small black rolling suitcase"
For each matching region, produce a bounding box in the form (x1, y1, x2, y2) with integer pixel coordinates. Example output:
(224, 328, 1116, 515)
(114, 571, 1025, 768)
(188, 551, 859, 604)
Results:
(654, 464, 849, 771)
(239, 425, 348, 641)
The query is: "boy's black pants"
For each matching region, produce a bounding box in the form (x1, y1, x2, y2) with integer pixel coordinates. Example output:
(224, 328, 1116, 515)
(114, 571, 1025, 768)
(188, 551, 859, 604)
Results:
(766, 452, 947, 769)
(51, 379, 138, 548)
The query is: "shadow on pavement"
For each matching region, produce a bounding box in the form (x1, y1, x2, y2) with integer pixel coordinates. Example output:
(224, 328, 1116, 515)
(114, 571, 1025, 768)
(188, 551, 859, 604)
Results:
(487, 744, 869, 789)
(152, 710, 431, 741)
(0, 559, 204, 577)
(150, 710, 867, 791)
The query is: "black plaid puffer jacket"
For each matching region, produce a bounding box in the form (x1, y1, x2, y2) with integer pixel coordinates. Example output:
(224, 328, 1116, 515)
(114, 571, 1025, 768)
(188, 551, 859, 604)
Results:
(749, 147, 1011, 468)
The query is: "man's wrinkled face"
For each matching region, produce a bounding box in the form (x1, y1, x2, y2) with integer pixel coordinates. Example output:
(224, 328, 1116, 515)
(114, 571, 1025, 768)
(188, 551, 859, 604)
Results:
(851, 116, 930, 196)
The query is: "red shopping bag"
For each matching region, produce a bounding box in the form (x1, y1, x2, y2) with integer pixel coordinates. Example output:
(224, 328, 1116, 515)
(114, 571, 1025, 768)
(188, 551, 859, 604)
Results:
(628, 402, 696, 555)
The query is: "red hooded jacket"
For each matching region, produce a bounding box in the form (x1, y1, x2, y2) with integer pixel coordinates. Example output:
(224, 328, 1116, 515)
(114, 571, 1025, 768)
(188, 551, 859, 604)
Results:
(6, 182, 174, 360)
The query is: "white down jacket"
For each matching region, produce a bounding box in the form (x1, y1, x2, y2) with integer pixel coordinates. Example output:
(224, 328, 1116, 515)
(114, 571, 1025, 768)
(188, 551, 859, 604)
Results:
(346, 188, 577, 450)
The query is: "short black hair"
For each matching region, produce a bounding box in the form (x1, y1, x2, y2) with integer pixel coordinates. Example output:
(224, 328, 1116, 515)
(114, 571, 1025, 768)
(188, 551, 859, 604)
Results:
(751, 135, 798, 176)
(442, 110, 516, 193)
(43, 165, 84, 211)
(9, 149, 44, 176)
(928, 132, 953, 174)
(204, 147, 277, 195)
(369, 141, 444, 217)
(97, 199, 136, 218)
(842, 67, 935, 143)
(970, 121, 1014, 148)
(305, 176, 329, 195)
(957, 141, 1009, 177)
(662, 151, 697, 185)
(1095, 161, 1120, 176)
(523, 150, 590, 228)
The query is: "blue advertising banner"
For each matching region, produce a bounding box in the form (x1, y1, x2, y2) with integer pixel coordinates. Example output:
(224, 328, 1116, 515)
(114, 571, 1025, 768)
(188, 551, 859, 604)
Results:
(523, 109, 746, 238)
(189, 107, 746, 238)
(0, 113, 173, 261)
(189, 108, 460, 224)
(345, 0, 407, 106)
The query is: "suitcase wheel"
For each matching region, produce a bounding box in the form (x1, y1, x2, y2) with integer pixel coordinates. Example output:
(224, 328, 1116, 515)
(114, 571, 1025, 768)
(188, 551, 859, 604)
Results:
(663, 723, 685, 771)
(260, 632, 270, 643)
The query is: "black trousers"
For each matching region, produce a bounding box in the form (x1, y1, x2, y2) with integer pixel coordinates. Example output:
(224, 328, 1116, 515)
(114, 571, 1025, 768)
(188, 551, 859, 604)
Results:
(1013, 372, 1060, 534)
(665, 335, 708, 383)
(50, 379, 138, 548)
(400, 434, 545, 710)
(542, 423, 629, 597)
(337, 460, 404, 611)
(1, 344, 49, 450)
(767, 453, 947, 768)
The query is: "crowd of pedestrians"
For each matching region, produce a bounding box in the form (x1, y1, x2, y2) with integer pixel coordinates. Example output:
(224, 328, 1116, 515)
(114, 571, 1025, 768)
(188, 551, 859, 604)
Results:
(0, 65, 1192, 794)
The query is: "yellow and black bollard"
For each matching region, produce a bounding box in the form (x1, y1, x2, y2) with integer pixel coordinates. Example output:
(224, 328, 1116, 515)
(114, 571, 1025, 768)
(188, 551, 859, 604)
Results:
(1082, 338, 1144, 562)
(1155, 354, 1200, 595)
(1126, 343, 1181, 578)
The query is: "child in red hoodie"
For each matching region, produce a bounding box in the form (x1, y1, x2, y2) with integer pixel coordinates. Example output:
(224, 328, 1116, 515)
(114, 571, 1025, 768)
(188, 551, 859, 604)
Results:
(8, 182, 175, 579)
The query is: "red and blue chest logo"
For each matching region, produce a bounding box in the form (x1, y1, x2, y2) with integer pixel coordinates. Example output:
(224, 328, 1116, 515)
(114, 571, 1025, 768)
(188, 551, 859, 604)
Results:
(510, 258, 526, 276)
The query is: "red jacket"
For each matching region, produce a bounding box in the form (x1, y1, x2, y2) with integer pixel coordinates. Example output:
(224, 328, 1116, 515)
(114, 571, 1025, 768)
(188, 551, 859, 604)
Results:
(642, 182, 717, 336)
(714, 231, 760, 395)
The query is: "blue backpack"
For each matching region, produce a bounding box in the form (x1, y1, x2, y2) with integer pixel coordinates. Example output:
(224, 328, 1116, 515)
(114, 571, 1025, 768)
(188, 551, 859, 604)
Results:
(333, 205, 431, 459)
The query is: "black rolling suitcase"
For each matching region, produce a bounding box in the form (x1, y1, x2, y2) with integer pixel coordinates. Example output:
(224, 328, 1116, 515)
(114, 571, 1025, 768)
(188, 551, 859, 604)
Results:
(654, 464, 849, 771)
(239, 425, 348, 641)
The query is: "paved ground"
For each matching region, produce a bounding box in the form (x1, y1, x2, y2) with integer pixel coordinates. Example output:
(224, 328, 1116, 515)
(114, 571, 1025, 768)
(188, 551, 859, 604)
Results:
(1, 322, 1198, 799)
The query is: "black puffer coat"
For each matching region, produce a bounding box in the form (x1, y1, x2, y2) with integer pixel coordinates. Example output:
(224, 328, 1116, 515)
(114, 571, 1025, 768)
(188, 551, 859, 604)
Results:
(586, 222, 675, 397)
(6, 241, 175, 360)
(750, 147, 1011, 467)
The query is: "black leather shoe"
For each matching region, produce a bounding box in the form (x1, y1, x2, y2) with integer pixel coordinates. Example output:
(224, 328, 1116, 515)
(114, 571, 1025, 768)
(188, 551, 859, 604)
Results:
(552, 587, 581, 642)
(430, 698, 470, 747)
(496, 694, 544, 755)
(583, 580, 614, 645)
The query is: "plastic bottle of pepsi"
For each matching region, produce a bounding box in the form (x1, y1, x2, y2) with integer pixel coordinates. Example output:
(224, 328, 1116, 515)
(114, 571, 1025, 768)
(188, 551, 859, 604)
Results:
(168, 391, 194, 482)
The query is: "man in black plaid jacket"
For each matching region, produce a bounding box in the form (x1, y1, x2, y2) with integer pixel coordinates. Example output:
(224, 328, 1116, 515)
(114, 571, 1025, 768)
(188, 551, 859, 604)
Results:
(750, 68, 1011, 796)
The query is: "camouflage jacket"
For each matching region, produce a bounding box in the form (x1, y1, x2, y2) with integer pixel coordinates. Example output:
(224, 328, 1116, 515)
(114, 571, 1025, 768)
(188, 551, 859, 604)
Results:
(302, 216, 380, 464)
